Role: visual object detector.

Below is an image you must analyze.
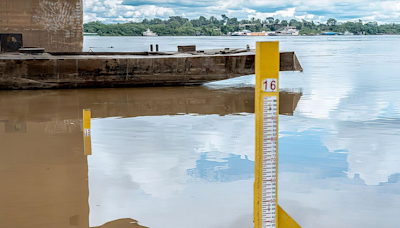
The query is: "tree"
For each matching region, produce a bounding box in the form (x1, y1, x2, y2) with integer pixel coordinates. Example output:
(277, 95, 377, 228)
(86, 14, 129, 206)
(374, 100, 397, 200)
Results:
(210, 16, 220, 26)
(182, 21, 193, 28)
(289, 19, 298, 26)
(199, 16, 208, 26)
(281, 20, 288, 26)
(227, 17, 238, 25)
(150, 18, 163, 25)
(327, 18, 337, 26)
(168, 16, 187, 26)
(170, 21, 180, 29)
(221, 14, 229, 23)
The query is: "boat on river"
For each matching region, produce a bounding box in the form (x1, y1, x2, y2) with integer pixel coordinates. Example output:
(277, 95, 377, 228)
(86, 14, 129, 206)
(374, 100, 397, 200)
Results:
(143, 28, 158, 36)
(231, 30, 252, 36)
(344, 31, 354, 35)
(321, 32, 337, 35)
(269, 26, 299, 36)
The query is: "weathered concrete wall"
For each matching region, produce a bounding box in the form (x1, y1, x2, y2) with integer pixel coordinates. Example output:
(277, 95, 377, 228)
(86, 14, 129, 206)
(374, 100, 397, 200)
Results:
(0, 0, 83, 52)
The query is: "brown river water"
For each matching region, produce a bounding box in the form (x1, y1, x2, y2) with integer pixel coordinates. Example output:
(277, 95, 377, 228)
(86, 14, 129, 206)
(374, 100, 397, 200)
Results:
(0, 86, 300, 228)
(2, 35, 400, 228)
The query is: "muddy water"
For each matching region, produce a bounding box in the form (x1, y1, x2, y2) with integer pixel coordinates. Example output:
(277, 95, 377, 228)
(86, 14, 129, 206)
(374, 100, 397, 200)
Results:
(0, 85, 300, 228)
(2, 35, 400, 228)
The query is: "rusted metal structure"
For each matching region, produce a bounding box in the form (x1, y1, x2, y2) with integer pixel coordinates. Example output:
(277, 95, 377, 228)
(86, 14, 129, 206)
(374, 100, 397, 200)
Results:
(0, 0, 83, 52)
(0, 49, 302, 90)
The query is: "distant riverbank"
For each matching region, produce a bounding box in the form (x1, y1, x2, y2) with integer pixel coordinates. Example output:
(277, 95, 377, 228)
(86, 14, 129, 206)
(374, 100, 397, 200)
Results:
(85, 33, 400, 37)
(84, 16, 400, 37)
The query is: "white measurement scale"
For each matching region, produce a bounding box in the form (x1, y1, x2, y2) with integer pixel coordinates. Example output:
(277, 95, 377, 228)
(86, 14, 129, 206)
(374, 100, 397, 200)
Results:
(262, 96, 278, 227)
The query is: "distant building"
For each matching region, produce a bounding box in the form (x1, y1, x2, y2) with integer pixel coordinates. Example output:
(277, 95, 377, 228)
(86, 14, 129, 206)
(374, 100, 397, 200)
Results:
(0, 0, 83, 52)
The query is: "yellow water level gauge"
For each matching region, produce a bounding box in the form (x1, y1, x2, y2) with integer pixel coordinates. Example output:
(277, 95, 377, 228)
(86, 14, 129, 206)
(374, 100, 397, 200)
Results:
(254, 41, 301, 228)
(83, 109, 92, 156)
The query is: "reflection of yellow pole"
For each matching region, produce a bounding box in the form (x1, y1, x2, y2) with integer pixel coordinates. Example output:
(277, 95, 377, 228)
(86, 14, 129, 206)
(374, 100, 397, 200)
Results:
(254, 42, 301, 228)
(83, 109, 92, 156)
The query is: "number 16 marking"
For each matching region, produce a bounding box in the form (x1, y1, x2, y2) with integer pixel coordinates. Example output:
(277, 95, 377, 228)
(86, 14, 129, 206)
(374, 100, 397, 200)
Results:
(262, 79, 278, 92)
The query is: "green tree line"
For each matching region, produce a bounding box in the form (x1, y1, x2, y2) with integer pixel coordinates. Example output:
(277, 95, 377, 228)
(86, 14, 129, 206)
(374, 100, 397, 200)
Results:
(84, 15, 400, 36)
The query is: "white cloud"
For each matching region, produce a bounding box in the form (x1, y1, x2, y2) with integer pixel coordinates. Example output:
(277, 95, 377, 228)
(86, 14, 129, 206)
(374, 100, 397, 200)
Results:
(249, 8, 297, 21)
(84, 0, 175, 23)
(83, 0, 400, 24)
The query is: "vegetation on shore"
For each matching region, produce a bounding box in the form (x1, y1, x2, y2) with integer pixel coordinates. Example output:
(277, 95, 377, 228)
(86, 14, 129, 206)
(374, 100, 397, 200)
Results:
(84, 15, 400, 36)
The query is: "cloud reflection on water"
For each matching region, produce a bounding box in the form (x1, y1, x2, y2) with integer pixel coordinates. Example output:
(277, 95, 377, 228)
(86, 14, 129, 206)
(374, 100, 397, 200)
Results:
(89, 114, 255, 228)
(86, 36, 400, 228)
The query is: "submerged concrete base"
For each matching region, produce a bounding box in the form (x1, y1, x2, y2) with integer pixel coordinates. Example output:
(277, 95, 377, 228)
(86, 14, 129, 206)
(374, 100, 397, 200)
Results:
(0, 50, 302, 90)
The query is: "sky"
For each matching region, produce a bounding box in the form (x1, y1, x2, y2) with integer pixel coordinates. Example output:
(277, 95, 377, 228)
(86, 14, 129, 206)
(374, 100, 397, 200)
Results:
(83, 0, 400, 24)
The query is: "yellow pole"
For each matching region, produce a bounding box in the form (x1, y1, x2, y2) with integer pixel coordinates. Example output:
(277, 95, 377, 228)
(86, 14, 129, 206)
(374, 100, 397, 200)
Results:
(255, 41, 280, 228)
(254, 42, 301, 228)
(83, 109, 92, 156)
